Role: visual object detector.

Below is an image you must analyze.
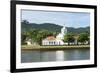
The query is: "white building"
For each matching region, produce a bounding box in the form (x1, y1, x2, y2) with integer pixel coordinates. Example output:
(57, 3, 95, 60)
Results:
(56, 25, 67, 40)
(26, 38, 38, 45)
(42, 36, 64, 45)
(42, 25, 67, 45)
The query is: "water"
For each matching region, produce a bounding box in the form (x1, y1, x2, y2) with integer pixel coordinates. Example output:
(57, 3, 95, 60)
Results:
(21, 48, 90, 63)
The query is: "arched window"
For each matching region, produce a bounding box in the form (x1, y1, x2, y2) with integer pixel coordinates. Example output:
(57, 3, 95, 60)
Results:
(54, 41, 55, 45)
(59, 41, 60, 45)
(49, 41, 51, 45)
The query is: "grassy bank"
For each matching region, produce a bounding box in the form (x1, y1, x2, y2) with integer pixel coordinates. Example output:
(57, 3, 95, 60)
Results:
(21, 45, 90, 51)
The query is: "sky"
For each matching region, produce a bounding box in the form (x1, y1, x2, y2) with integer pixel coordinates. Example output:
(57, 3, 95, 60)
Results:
(21, 10, 90, 28)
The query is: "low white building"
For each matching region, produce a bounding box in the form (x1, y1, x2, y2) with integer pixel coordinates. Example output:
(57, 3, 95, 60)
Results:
(42, 36, 64, 45)
(26, 38, 38, 45)
(26, 39, 32, 45)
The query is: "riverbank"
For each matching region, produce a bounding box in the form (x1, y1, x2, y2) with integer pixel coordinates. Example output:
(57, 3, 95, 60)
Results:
(21, 45, 90, 51)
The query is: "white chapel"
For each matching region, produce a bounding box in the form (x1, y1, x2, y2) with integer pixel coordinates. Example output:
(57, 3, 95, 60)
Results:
(42, 25, 67, 45)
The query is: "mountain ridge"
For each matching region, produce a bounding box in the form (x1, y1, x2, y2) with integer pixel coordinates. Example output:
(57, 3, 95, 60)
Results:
(21, 22, 90, 34)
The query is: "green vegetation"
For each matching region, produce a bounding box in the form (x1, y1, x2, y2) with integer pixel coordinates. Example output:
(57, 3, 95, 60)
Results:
(63, 33, 75, 45)
(78, 33, 89, 44)
(63, 32, 89, 45)
(21, 32, 28, 44)
(21, 28, 58, 45)
(21, 20, 90, 46)
(21, 20, 90, 34)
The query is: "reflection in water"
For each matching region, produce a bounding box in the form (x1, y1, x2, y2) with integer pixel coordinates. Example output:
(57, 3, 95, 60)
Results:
(21, 48, 90, 63)
(40, 51, 56, 61)
(64, 49, 90, 61)
(73, 50, 80, 60)
(56, 51, 64, 61)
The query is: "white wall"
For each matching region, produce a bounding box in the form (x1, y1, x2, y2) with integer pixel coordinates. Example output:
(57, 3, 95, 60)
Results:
(0, 0, 99, 73)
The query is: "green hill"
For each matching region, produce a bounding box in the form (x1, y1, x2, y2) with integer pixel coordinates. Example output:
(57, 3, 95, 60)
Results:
(21, 21, 90, 34)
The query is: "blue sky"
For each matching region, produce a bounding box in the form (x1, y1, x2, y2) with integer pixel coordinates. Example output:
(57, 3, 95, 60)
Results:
(21, 10, 90, 28)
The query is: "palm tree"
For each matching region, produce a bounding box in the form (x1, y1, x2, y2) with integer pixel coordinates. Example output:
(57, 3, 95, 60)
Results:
(74, 35, 79, 45)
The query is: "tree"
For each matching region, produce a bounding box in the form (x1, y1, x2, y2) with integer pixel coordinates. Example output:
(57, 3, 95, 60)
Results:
(64, 33, 75, 45)
(22, 20, 29, 24)
(21, 32, 28, 45)
(53, 32, 59, 37)
(36, 29, 53, 45)
(78, 32, 89, 44)
(21, 28, 59, 45)
(74, 35, 79, 45)
(28, 29, 39, 42)
(25, 29, 52, 45)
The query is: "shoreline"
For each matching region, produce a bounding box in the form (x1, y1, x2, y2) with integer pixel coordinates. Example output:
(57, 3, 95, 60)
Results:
(21, 45, 90, 51)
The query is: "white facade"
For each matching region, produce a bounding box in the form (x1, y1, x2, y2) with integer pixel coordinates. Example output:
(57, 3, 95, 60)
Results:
(26, 39, 38, 45)
(26, 41, 32, 45)
(42, 39, 64, 45)
(56, 25, 67, 40)
(26, 39, 32, 45)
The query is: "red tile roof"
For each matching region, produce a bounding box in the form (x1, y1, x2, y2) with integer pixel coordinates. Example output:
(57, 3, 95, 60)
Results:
(45, 36, 56, 40)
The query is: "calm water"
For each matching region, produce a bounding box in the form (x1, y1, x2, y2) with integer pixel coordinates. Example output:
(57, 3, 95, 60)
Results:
(21, 48, 90, 63)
